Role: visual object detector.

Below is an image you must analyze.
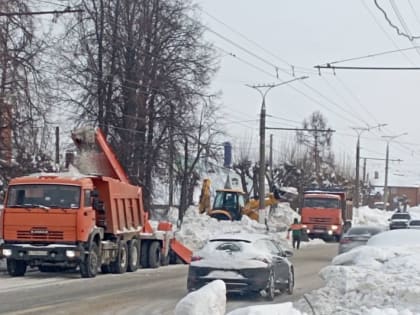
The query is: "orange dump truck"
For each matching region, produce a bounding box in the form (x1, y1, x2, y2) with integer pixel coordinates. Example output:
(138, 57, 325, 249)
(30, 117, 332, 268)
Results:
(300, 189, 352, 241)
(0, 127, 191, 277)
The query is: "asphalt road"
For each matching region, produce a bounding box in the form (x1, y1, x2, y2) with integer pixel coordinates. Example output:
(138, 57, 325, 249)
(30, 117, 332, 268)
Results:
(0, 243, 338, 315)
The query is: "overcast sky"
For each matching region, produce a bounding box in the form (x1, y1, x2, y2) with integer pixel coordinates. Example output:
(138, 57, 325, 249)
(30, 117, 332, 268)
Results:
(197, 0, 420, 185)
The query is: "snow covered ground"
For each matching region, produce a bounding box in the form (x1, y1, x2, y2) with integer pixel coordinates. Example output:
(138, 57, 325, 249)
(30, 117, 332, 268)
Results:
(176, 205, 420, 315)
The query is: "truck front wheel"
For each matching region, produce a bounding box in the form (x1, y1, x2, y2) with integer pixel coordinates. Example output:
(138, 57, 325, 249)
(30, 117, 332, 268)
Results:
(80, 243, 100, 278)
(7, 259, 27, 277)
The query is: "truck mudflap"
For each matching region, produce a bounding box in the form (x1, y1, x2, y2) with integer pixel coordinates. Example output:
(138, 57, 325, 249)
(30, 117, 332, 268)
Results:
(170, 239, 192, 264)
(1, 243, 85, 263)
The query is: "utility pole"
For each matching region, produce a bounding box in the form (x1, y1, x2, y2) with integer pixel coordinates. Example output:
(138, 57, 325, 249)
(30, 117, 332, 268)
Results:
(55, 126, 60, 166)
(351, 123, 386, 208)
(382, 133, 407, 210)
(246, 76, 308, 215)
(269, 134, 273, 184)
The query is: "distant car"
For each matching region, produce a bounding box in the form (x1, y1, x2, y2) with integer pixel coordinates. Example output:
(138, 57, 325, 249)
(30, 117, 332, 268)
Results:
(338, 226, 384, 254)
(373, 201, 389, 210)
(408, 219, 420, 230)
(389, 212, 411, 230)
(187, 233, 294, 300)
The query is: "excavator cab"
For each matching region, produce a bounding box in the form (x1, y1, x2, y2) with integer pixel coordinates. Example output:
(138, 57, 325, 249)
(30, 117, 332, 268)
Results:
(208, 189, 246, 221)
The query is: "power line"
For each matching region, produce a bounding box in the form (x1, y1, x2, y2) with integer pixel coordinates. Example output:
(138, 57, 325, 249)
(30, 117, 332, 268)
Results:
(0, 8, 83, 17)
(374, 0, 420, 40)
(315, 65, 420, 71)
(361, 0, 416, 64)
(325, 45, 420, 65)
(200, 8, 318, 76)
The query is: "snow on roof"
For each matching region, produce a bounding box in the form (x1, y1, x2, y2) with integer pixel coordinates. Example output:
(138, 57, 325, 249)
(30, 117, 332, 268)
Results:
(209, 233, 271, 243)
(370, 170, 420, 188)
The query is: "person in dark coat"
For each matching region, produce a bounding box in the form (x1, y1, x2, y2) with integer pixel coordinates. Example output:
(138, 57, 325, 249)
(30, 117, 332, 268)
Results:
(288, 218, 303, 249)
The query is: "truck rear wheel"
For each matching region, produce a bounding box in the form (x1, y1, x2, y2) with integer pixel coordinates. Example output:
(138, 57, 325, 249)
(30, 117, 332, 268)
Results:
(111, 241, 128, 274)
(140, 242, 150, 268)
(148, 241, 161, 269)
(7, 259, 27, 277)
(80, 243, 100, 278)
(127, 239, 139, 272)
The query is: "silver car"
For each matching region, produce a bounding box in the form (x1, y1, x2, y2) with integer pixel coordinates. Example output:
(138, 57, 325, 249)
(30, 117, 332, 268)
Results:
(408, 220, 420, 230)
(338, 226, 384, 254)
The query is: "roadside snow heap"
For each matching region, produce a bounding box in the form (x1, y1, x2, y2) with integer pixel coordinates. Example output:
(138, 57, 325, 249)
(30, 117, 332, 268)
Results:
(173, 203, 299, 252)
(175, 280, 226, 315)
(293, 229, 420, 315)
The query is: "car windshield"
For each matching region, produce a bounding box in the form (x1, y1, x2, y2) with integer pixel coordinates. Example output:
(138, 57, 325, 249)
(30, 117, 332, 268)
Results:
(391, 213, 410, 220)
(6, 184, 81, 209)
(303, 197, 340, 208)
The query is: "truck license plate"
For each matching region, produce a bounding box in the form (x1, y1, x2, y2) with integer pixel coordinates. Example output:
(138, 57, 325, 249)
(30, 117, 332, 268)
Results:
(28, 250, 48, 256)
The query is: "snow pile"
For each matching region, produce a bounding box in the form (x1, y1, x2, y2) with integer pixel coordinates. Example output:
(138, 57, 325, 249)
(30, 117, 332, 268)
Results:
(293, 229, 420, 315)
(227, 302, 304, 315)
(175, 203, 299, 252)
(352, 206, 391, 229)
(174, 280, 226, 315)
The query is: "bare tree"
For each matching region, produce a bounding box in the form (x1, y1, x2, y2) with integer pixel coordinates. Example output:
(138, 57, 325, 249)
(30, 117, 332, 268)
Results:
(296, 111, 333, 185)
(174, 98, 222, 222)
(0, 1, 55, 188)
(57, 0, 219, 207)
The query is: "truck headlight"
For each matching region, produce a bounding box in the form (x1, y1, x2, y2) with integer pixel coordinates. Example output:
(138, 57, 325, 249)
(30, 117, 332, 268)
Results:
(66, 250, 76, 258)
(331, 225, 338, 230)
(328, 230, 333, 235)
(2, 249, 12, 257)
(302, 224, 307, 228)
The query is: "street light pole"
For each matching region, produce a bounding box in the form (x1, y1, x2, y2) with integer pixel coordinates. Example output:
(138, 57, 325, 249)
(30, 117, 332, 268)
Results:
(382, 132, 407, 209)
(352, 123, 386, 208)
(246, 76, 308, 215)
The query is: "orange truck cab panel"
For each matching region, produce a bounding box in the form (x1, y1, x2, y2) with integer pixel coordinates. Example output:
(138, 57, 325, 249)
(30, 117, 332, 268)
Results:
(300, 190, 351, 241)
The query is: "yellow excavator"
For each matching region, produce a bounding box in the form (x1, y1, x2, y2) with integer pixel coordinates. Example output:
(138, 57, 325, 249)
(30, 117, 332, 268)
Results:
(198, 178, 280, 221)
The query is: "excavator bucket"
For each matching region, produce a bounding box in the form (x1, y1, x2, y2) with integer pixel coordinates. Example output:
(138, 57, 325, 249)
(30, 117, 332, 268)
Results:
(170, 239, 192, 264)
(71, 127, 129, 183)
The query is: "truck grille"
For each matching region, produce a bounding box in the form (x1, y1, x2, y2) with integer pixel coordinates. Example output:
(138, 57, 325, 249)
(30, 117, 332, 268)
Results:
(16, 229, 64, 240)
(308, 217, 332, 224)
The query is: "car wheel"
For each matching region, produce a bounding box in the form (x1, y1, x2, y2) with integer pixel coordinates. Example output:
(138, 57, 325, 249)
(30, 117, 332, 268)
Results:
(287, 269, 294, 295)
(265, 270, 275, 301)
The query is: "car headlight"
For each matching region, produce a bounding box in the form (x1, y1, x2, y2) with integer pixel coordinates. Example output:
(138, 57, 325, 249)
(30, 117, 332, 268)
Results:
(2, 249, 12, 257)
(331, 225, 338, 230)
(66, 250, 76, 258)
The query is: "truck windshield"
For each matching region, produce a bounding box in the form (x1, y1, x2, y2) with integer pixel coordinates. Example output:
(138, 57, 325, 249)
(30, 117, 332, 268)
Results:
(303, 198, 340, 209)
(7, 184, 81, 209)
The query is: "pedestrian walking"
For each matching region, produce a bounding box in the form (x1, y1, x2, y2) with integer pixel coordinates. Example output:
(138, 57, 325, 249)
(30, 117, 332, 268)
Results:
(287, 218, 303, 249)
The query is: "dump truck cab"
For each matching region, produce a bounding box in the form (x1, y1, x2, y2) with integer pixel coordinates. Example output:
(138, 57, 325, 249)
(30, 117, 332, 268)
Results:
(300, 189, 352, 241)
